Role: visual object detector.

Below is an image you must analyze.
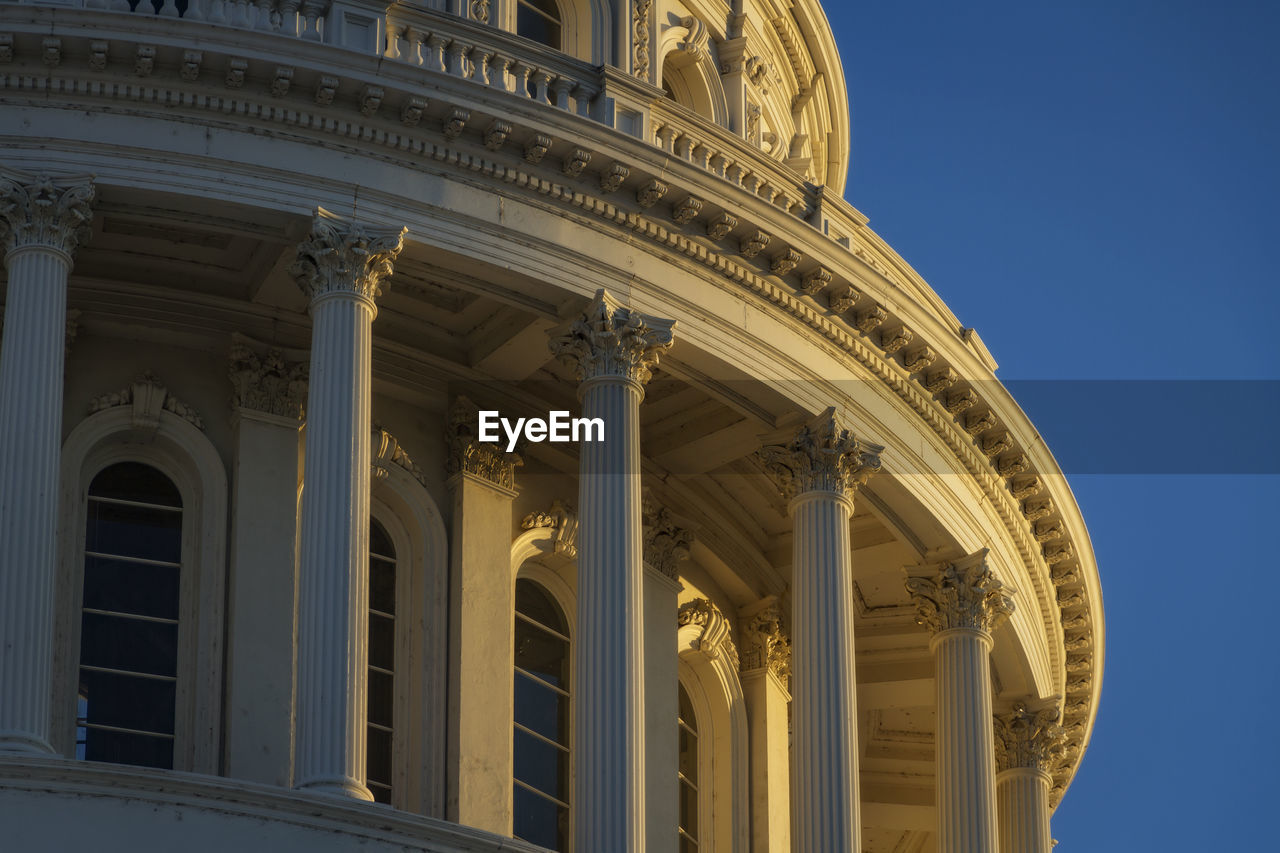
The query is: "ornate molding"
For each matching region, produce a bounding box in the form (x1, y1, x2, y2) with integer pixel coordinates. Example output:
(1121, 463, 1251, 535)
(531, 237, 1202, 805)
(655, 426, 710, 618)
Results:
(994, 700, 1066, 774)
(289, 208, 406, 305)
(677, 598, 738, 668)
(446, 396, 521, 490)
(89, 372, 204, 432)
(521, 499, 579, 558)
(0, 171, 95, 257)
(548, 289, 676, 386)
(904, 550, 1014, 635)
(228, 339, 308, 420)
(739, 602, 790, 683)
(757, 407, 882, 501)
(372, 426, 427, 487)
(643, 497, 693, 582)
(632, 0, 652, 77)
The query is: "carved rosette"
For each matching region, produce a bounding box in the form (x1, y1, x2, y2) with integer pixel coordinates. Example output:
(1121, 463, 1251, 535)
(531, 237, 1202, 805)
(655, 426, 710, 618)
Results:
(739, 603, 791, 683)
(228, 341, 308, 420)
(994, 701, 1067, 774)
(642, 498, 693, 582)
(549, 289, 676, 386)
(757, 407, 883, 501)
(446, 396, 522, 490)
(0, 172, 96, 258)
(289, 208, 406, 305)
(677, 598, 738, 668)
(521, 499, 579, 558)
(904, 551, 1014, 635)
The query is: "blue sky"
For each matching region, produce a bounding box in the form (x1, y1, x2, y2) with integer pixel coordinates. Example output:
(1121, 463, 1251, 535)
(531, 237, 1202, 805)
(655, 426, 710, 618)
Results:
(825, 1, 1280, 848)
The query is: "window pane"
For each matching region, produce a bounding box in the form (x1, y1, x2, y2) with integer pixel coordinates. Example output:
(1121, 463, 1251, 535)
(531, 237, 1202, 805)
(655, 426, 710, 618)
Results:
(367, 725, 393, 791)
(514, 670, 566, 744)
(368, 669, 394, 730)
(370, 557, 396, 615)
(367, 516, 397, 804)
(514, 784, 567, 851)
(79, 669, 177, 735)
(85, 499, 182, 563)
(679, 779, 699, 835)
(89, 462, 182, 506)
(514, 726, 567, 798)
(83, 555, 180, 621)
(516, 5, 561, 50)
(370, 519, 395, 561)
(515, 618, 568, 688)
(83, 727, 174, 769)
(516, 579, 566, 634)
(369, 612, 395, 671)
(79, 612, 178, 677)
(678, 682, 697, 732)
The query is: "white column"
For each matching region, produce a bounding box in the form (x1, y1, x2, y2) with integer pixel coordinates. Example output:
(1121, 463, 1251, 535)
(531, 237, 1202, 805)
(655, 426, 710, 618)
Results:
(224, 341, 308, 786)
(290, 208, 405, 800)
(906, 550, 1015, 853)
(738, 600, 793, 853)
(759, 408, 882, 853)
(550, 289, 675, 853)
(994, 701, 1064, 853)
(0, 172, 94, 755)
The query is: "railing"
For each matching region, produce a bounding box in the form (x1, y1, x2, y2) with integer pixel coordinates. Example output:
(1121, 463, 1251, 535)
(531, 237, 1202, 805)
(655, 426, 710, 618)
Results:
(80, 0, 330, 41)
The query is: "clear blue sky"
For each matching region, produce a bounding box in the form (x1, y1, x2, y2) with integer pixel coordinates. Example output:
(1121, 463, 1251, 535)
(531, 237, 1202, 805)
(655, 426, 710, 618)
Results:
(825, 1, 1280, 849)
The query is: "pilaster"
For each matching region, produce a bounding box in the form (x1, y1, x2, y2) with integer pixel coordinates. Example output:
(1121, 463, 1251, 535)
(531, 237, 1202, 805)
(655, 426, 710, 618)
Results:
(738, 599, 792, 853)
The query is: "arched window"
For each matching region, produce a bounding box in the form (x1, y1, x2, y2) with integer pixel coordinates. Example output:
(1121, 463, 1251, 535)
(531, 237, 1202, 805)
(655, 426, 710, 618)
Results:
(517, 0, 562, 50)
(513, 577, 570, 850)
(677, 681, 700, 851)
(367, 517, 397, 804)
(75, 462, 183, 769)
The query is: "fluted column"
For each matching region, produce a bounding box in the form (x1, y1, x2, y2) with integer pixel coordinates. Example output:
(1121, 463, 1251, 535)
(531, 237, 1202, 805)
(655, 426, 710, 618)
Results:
(994, 701, 1064, 853)
(550, 289, 675, 853)
(0, 172, 94, 755)
(290, 209, 405, 799)
(905, 551, 1015, 853)
(759, 408, 882, 853)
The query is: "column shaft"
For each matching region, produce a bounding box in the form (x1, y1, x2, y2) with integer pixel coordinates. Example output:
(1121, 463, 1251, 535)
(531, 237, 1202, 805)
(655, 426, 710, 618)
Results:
(0, 247, 71, 754)
(791, 491, 859, 853)
(643, 566, 680, 853)
(574, 375, 646, 852)
(933, 628, 999, 853)
(294, 293, 375, 799)
(997, 768, 1052, 853)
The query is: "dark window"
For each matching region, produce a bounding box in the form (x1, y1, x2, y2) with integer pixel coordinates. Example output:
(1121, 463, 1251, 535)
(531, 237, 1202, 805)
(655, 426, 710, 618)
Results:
(367, 518, 397, 804)
(77, 462, 182, 769)
(517, 0, 562, 50)
(513, 578, 570, 850)
(678, 681, 700, 851)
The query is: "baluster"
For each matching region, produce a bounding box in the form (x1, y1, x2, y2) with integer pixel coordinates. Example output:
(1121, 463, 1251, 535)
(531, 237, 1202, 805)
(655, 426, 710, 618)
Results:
(551, 76, 574, 111)
(300, 0, 324, 40)
(404, 27, 424, 66)
(488, 53, 511, 92)
(158, 0, 179, 17)
(425, 34, 448, 73)
(384, 23, 403, 60)
(445, 40, 470, 79)
(206, 0, 227, 25)
(185, 0, 206, 22)
(279, 0, 302, 36)
(530, 69, 552, 105)
(253, 0, 275, 31)
(655, 123, 678, 153)
(130, 0, 153, 16)
(510, 62, 533, 100)
(675, 133, 694, 161)
(471, 49, 493, 86)
(575, 84, 597, 117)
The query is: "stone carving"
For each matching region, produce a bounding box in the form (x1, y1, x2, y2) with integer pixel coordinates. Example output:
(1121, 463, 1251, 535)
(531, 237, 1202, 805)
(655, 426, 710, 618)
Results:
(401, 95, 427, 127)
(770, 248, 802, 276)
(135, 45, 155, 77)
(181, 50, 202, 82)
(358, 85, 384, 117)
(996, 453, 1030, 478)
(1061, 612, 1088, 630)
(828, 285, 859, 313)
(964, 410, 997, 436)
(270, 66, 293, 97)
(746, 101, 762, 146)
(920, 368, 955, 394)
(1043, 542, 1074, 565)
(643, 498, 693, 582)
(994, 701, 1066, 773)
(226, 58, 248, 88)
(521, 499, 578, 558)
(89, 41, 108, 72)
(1023, 498, 1054, 522)
(635, 179, 668, 207)
(757, 407, 882, 500)
(881, 325, 913, 354)
(469, 0, 490, 24)
(740, 603, 791, 682)
(1011, 476, 1043, 500)
(41, 37, 60, 68)
(632, 0, 653, 77)
(599, 163, 630, 193)
(228, 340, 308, 420)
(673, 16, 709, 64)
(1034, 521, 1065, 543)
(0, 171, 95, 257)
(905, 551, 1014, 635)
(678, 598, 738, 668)
(740, 230, 770, 258)
(290, 208, 406, 303)
(443, 107, 470, 139)
(944, 388, 978, 414)
(671, 196, 703, 225)
(1056, 589, 1084, 609)
(446, 396, 522, 490)
(89, 372, 205, 431)
(484, 119, 512, 151)
(982, 431, 1013, 458)
(800, 267, 831, 295)
(706, 211, 737, 240)
(562, 148, 592, 177)
(0, 35, 12, 64)
(524, 134, 553, 164)
(1050, 563, 1080, 587)
(372, 426, 426, 487)
(310, 75, 339, 106)
(855, 305, 888, 334)
(549, 289, 676, 385)
(904, 346, 937, 373)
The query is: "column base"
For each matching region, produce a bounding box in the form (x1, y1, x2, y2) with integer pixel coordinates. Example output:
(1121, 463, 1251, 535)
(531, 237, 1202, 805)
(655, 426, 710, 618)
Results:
(0, 732, 56, 755)
(295, 775, 376, 802)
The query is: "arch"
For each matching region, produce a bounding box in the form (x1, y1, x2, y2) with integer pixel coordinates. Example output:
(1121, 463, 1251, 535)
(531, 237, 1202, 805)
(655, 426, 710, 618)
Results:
(54, 403, 227, 774)
(676, 599, 749, 852)
(500, 0, 609, 64)
(657, 15, 728, 125)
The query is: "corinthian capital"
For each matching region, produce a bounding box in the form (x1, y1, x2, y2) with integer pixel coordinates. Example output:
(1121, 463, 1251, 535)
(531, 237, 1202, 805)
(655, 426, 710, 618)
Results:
(446, 396, 521, 491)
(548, 289, 676, 386)
(757, 407, 882, 500)
(289, 208, 406, 305)
(228, 339, 308, 420)
(0, 171, 95, 258)
(904, 549, 1014, 635)
(739, 602, 791, 683)
(994, 700, 1067, 774)
(643, 497, 693, 582)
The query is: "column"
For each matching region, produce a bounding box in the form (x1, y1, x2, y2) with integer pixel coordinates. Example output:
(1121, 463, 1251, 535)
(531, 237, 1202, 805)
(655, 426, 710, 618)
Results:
(444, 396, 521, 833)
(759, 408, 882, 853)
(642, 499, 691, 853)
(994, 701, 1064, 853)
(290, 208, 405, 799)
(905, 551, 1015, 853)
(224, 340, 308, 786)
(0, 172, 95, 754)
(549, 289, 675, 853)
(738, 599, 792, 853)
